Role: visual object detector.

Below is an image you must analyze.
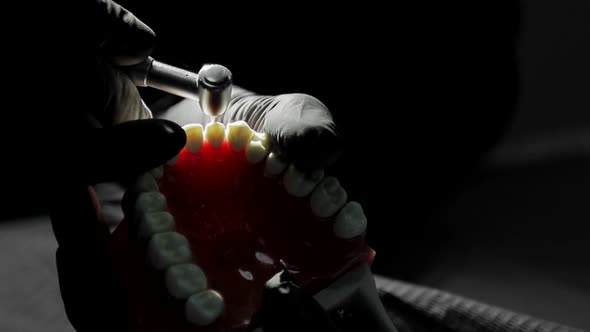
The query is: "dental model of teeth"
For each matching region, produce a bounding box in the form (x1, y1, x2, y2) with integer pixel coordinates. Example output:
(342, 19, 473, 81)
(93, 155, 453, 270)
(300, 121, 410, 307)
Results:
(111, 121, 374, 332)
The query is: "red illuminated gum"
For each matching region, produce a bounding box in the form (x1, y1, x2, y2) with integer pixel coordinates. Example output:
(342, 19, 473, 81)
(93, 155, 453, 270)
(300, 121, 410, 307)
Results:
(110, 138, 375, 332)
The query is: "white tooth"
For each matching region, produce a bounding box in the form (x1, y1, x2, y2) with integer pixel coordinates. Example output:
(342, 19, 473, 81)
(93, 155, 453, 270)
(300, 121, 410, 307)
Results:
(310, 177, 347, 218)
(251, 132, 271, 150)
(333, 202, 367, 239)
(205, 122, 225, 148)
(138, 211, 175, 239)
(246, 140, 269, 164)
(166, 263, 207, 300)
(167, 154, 179, 165)
(183, 124, 204, 153)
(133, 173, 158, 192)
(147, 232, 192, 270)
(185, 290, 224, 326)
(150, 166, 163, 179)
(283, 165, 324, 198)
(135, 191, 167, 215)
(227, 121, 254, 152)
(264, 152, 288, 176)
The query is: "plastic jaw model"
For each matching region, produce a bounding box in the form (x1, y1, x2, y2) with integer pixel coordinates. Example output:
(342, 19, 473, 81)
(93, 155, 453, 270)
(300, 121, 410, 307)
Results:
(109, 120, 375, 331)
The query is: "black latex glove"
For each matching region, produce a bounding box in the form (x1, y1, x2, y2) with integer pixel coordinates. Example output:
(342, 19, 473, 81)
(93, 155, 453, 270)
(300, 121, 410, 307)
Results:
(48, 1, 186, 331)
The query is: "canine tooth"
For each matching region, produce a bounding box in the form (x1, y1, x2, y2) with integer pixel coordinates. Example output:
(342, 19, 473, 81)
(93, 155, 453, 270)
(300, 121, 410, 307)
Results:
(310, 177, 347, 218)
(147, 232, 192, 270)
(185, 290, 224, 326)
(333, 202, 367, 239)
(283, 165, 324, 197)
(138, 211, 175, 239)
(183, 124, 204, 153)
(264, 152, 288, 176)
(246, 140, 269, 164)
(150, 166, 163, 179)
(135, 191, 167, 215)
(133, 173, 158, 192)
(227, 121, 254, 151)
(166, 263, 207, 300)
(205, 122, 225, 148)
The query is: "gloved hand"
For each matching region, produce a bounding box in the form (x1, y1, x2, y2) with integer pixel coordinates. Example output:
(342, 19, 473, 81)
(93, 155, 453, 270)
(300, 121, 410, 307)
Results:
(232, 90, 342, 172)
(49, 1, 186, 331)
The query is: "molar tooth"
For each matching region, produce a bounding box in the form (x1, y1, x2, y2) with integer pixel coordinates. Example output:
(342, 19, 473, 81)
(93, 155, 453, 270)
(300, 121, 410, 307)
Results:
(283, 165, 324, 198)
(185, 290, 224, 326)
(183, 124, 204, 153)
(310, 177, 347, 218)
(246, 140, 269, 164)
(134, 191, 167, 215)
(333, 202, 367, 239)
(147, 232, 192, 270)
(133, 173, 158, 192)
(227, 121, 254, 151)
(205, 122, 225, 148)
(264, 152, 288, 176)
(138, 211, 175, 239)
(166, 263, 207, 300)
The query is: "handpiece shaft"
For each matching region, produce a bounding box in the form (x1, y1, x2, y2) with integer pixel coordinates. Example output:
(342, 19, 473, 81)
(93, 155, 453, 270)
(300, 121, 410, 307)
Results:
(126, 56, 200, 100)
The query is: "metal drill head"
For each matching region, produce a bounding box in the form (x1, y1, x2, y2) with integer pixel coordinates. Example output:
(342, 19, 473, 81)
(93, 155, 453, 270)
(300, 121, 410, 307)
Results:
(197, 64, 233, 119)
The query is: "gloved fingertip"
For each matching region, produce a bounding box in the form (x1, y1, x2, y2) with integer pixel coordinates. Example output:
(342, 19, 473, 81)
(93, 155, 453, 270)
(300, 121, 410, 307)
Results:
(98, 0, 156, 66)
(275, 126, 344, 173)
(150, 118, 187, 152)
(106, 26, 155, 66)
(82, 119, 186, 183)
(262, 93, 343, 172)
(108, 21, 155, 66)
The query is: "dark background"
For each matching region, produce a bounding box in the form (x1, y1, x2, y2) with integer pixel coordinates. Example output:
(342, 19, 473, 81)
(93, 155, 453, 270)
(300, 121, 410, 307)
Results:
(0, 0, 589, 331)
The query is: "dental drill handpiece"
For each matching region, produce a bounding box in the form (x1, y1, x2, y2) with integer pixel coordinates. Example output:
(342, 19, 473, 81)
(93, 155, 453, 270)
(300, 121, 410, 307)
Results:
(125, 56, 233, 122)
